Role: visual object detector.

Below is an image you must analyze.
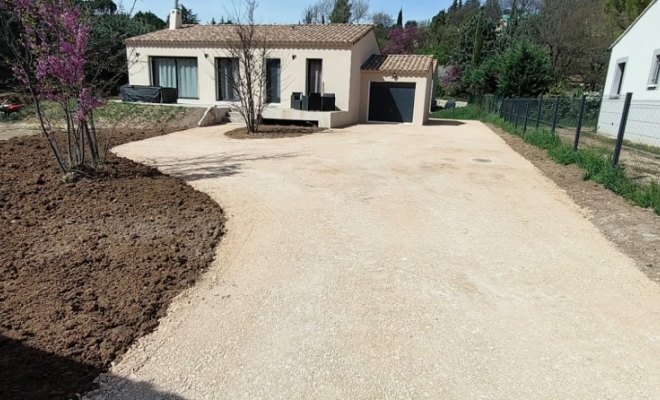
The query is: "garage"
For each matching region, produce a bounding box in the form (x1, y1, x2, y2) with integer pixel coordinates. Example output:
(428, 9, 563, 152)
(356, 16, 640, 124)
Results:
(360, 54, 436, 126)
(368, 82, 416, 123)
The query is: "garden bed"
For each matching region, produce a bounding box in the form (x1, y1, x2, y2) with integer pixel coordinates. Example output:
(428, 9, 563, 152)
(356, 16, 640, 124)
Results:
(0, 129, 225, 399)
(225, 125, 324, 139)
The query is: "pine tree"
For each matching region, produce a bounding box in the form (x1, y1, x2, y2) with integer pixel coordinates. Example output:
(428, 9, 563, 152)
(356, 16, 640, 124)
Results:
(472, 14, 484, 66)
(322, 15, 325, 24)
(330, 0, 352, 23)
(396, 8, 403, 27)
(210, 17, 216, 25)
(449, 0, 459, 12)
(451, 13, 498, 70)
(458, 0, 463, 8)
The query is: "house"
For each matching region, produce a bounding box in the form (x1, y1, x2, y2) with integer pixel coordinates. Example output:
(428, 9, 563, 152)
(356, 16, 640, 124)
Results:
(597, 0, 660, 143)
(124, 7, 435, 128)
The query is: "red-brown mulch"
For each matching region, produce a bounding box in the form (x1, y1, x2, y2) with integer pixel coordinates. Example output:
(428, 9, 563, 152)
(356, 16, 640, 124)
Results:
(0, 129, 225, 399)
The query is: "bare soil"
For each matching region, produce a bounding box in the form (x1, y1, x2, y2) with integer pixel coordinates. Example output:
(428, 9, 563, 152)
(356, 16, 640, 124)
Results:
(0, 129, 225, 399)
(488, 123, 660, 284)
(225, 125, 324, 139)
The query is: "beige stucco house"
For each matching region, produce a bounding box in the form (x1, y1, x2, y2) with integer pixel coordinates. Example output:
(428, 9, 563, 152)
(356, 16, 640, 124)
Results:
(124, 10, 435, 128)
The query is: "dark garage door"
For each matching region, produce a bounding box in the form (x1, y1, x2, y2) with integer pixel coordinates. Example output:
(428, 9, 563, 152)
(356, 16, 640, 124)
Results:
(368, 82, 416, 123)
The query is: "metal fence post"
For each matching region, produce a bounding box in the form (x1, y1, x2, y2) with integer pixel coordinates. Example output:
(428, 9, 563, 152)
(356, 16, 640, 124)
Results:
(500, 99, 505, 119)
(536, 97, 543, 129)
(514, 99, 521, 129)
(523, 99, 531, 134)
(612, 92, 633, 166)
(551, 97, 560, 134)
(573, 95, 587, 151)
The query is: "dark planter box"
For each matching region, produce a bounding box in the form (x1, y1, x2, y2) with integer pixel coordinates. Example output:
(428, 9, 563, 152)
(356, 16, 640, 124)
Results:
(291, 92, 303, 110)
(321, 93, 336, 111)
(308, 93, 322, 111)
(120, 85, 178, 104)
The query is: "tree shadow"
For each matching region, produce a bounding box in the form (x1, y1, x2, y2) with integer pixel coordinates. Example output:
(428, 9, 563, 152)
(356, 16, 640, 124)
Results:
(0, 334, 185, 400)
(148, 152, 300, 182)
(426, 119, 466, 126)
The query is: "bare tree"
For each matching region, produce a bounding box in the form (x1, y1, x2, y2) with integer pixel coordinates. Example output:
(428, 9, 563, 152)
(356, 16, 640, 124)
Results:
(371, 11, 394, 26)
(302, 0, 369, 24)
(221, 0, 271, 133)
(533, 0, 613, 88)
(351, 0, 370, 23)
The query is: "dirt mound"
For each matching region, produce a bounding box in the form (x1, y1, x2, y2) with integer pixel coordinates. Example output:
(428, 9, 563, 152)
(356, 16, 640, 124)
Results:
(0, 129, 225, 399)
(226, 125, 324, 139)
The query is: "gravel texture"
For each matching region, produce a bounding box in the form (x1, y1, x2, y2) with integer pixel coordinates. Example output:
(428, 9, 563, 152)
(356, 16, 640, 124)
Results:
(103, 121, 660, 399)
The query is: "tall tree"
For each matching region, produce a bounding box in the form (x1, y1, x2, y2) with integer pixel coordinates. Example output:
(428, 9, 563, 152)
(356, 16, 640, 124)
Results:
(79, 0, 117, 15)
(484, 0, 503, 20)
(532, 0, 614, 88)
(382, 24, 423, 54)
(396, 8, 403, 26)
(330, 0, 352, 23)
(166, 4, 199, 25)
(133, 11, 166, 30)
(451, 12, 497, 70)
(498, 40, 554, 97)
(605, 0, 652, 30)
(372, 11, 394, 45)
(351, 0, 370, 22)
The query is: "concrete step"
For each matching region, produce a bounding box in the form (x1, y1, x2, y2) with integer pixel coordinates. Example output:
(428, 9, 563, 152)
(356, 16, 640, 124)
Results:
(221, 116, 245, 124)
(228, 111, 243, 119)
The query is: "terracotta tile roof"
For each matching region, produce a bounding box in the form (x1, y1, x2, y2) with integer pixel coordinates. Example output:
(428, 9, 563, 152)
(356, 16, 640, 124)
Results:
(126, 24, 375, 47)
(361, 54, 434, 74)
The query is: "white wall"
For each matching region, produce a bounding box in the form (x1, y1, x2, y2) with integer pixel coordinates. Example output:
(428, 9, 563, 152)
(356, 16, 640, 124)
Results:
(348, 32, 380, 125)
(126, 45, 353, 112)
(598, 1, 660, 139)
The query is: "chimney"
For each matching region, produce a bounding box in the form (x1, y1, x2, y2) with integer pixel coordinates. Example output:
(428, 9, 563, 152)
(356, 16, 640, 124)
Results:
(170, 0, 182, 30)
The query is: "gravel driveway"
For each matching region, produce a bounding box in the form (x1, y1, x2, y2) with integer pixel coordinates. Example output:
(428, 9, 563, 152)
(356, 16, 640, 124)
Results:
(106, 121, 660, 399)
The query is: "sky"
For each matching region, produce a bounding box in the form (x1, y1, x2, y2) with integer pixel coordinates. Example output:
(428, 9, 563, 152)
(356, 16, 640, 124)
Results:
(124, 0, 454, 25)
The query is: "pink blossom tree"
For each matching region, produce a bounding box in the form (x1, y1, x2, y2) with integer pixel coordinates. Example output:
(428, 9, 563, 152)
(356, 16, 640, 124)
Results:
(2, 0, 104, 176)
(382, 24, 423, 55)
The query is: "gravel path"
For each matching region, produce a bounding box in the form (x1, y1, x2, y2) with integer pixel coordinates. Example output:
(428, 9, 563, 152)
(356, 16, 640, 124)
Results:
(105, 122, 660, 399)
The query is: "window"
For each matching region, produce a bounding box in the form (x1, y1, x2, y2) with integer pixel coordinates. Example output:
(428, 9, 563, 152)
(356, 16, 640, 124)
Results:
(611, 59, 627, 96)
(649, 53, 660, 87)
(307, 59, 322, 95)
(152, 57, 198, 99)
(216, 58, 239, 101)
(266, 59, 281, 103)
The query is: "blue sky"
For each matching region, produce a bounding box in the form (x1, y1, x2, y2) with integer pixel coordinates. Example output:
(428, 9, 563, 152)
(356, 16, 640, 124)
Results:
(124, 0, 453, 24)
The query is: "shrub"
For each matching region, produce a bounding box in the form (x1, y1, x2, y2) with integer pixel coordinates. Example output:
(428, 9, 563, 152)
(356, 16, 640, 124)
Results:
(463, 56, 500, 96)
(498, 41, 554, 98)
(440, 66, 464, 97)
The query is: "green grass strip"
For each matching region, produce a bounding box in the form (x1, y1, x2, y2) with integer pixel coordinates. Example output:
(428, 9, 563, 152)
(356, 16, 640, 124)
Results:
(430, 106, 660, 215)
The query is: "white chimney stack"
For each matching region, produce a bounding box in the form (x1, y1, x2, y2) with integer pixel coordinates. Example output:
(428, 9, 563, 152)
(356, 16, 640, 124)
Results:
(170, 0, 182, 30)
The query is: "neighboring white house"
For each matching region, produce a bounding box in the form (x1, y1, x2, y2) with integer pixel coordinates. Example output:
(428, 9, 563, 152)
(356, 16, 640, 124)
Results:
(598, 0, 660, 144)
(124, 8, 435, 127)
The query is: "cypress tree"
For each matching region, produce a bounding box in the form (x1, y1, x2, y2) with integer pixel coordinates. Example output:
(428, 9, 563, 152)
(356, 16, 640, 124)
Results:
(396, 8, 403, 27)
(330, 0, 352, 23)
